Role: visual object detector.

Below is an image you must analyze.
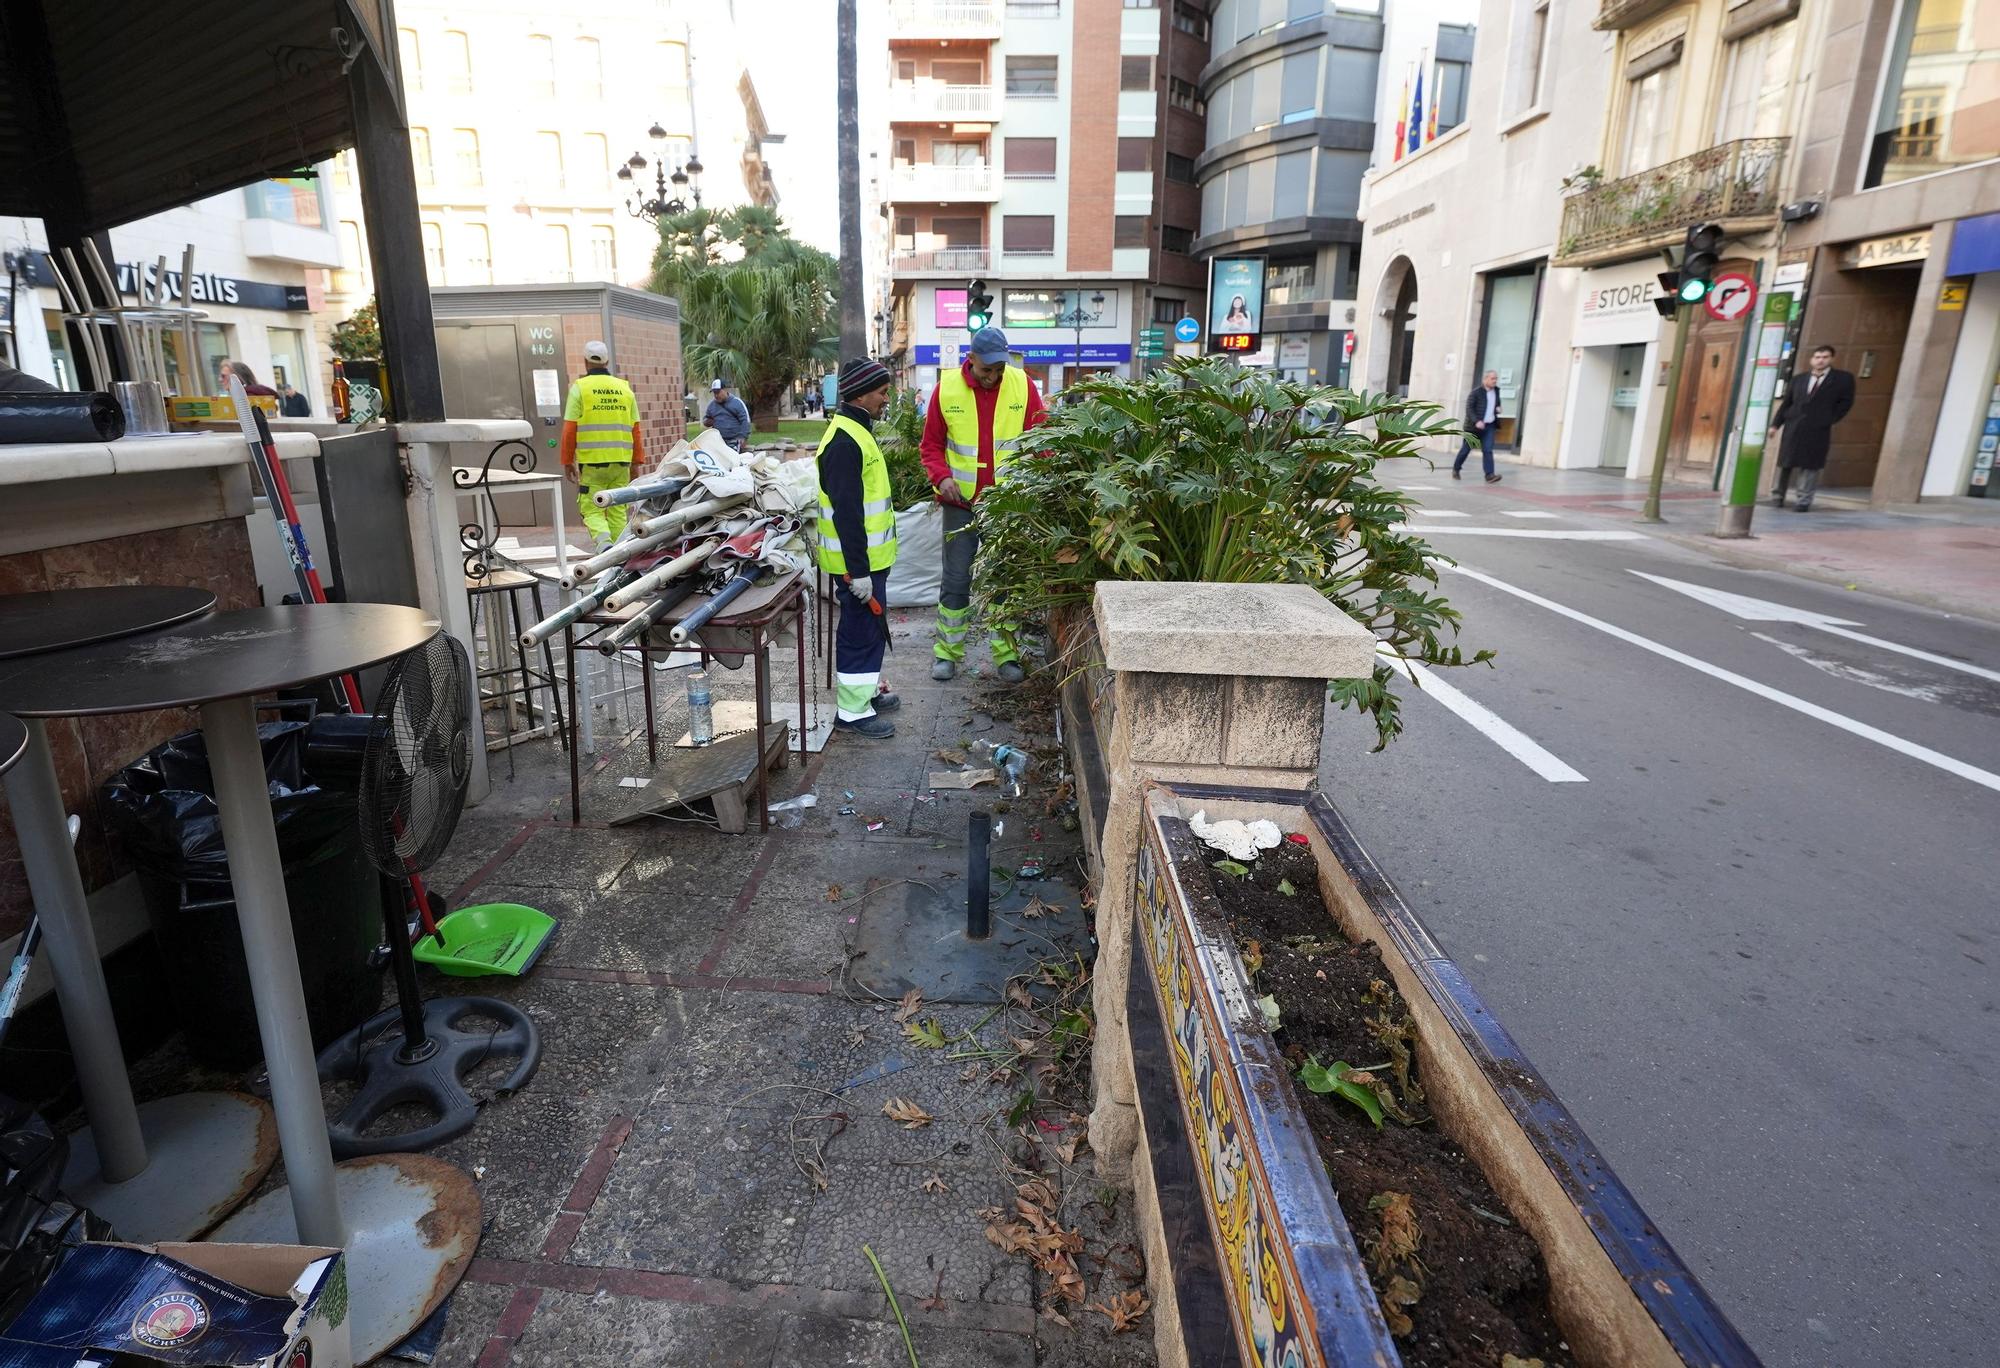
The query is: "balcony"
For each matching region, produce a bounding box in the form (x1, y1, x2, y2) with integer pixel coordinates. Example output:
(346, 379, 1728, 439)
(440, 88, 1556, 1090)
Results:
(888, 0, 1002, 38)
(1594, 0, 1680, 29)
(1554, 137, 1789, 267)
(889, 81, 999, 123)
(887, 163, 999, 201)
(891, 246, 991, 275)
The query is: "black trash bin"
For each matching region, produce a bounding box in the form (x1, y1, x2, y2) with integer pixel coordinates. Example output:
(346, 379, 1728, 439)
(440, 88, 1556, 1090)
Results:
(101, 722, 383, 1071)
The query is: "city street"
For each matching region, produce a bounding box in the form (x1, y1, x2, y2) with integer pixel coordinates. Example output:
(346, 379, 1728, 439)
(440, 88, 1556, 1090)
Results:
(1321, 465, 1999, 1367)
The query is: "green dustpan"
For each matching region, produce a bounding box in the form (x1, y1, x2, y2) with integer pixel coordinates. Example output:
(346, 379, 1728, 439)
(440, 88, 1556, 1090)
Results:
(413, 903, 558, 977)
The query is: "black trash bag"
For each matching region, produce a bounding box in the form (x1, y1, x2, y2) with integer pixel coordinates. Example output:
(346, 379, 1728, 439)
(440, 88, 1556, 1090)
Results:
(100, 724, 384, 1070)
(0, 1094, 111, 1329)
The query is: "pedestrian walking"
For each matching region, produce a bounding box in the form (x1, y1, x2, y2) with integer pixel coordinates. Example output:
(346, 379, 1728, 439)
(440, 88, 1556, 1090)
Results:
(1454, 370, 1503, 483)
(920, 326, 1047, 684)
(817, 357, 901, 739)
(703, 377, 752, 452)
(559, 340, 646, 548)
(1769, 345, 1855, 512)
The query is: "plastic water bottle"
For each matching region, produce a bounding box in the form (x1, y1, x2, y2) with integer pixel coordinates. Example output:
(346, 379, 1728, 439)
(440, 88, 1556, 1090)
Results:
(686, 670, 715, 746)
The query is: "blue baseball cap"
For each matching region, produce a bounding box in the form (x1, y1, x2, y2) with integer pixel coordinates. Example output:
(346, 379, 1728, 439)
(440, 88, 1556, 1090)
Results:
(969, 327, 1011, 364)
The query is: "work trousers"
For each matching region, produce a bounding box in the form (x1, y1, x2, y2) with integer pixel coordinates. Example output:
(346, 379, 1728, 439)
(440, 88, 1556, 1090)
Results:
(934, 502, 1018, 666)
(1453, 424, 1496, 478)
(835, 571, 890, 721)
(576, 463, 632, 546)
(1773, 465, 1821, 508)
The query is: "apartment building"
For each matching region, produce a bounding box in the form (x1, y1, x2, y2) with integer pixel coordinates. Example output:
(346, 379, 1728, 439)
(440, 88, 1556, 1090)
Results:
(883, 0, 1167, 394)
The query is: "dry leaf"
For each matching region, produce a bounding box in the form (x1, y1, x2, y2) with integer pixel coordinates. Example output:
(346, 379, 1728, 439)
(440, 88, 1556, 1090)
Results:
(1500, 1358, 1547, 1368)
(1021, 895, 1054, 920)
(1056, 1131, 1087, 1165)
(846, 1026, 868, 1047)
(918, 1270, 947, 1314)
(892, 987, 923, 1024)
(1054, 546, 1081, 564)
(1040, 1303, 1074, 1327)
(1009, 1036, 1042, 1058)
(825, 883, 844, 902)
(1006, 982, 1036, 1010)
(921, 1173, 951, 1195)
(1380, 1273, 1423, 1337)
(1017, 1177, 1060, 1211)
(1086, 1288, 1151, 1333)
(882, 1097, 933, 1129)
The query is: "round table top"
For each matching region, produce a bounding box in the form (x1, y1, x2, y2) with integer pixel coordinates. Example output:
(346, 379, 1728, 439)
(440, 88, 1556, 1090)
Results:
(0, 711, 24, 777)
(0, 604, 439, 719)
(0, 586, 217, 661)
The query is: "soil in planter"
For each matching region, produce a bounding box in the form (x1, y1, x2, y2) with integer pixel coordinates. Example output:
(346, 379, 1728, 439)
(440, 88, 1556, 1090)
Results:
(1198, 838, 1570, 1368)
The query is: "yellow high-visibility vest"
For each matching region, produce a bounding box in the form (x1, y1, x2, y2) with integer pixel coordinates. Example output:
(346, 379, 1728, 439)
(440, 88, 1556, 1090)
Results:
(564, 372, 638, 465)
(937, 365, 1028, 499)
(814, 415, 898, 574)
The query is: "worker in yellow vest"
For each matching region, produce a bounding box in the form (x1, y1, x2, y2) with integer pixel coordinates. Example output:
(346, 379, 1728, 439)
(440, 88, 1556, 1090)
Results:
(919, 327, 1047, 683)
(559, 340, 646, 547)
(816, 357, 901, 739)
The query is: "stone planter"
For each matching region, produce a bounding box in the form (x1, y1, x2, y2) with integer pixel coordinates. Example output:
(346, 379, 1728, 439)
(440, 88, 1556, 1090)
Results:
(1125, 783, 1760, 1368)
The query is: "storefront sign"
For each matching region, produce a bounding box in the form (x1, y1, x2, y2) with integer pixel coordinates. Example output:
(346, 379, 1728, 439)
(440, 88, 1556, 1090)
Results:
(914, 342, 1131, 366)
(1277, 336, 1311, 369)
(1002, 289, 1112, 330)
(1840, 231, 1931, 270)
(934, 288, 968, 328)
(1938, 278, 1970, 311)
(1574, 260, 1666, 346)
(1945, 210, 2000, 277)
(24, 253, 308, 311)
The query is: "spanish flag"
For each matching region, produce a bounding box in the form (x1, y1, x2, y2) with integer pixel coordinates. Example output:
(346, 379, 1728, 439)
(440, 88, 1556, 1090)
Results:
(1426, 53, 1440, 142)
(1394, 67, 1409, 162)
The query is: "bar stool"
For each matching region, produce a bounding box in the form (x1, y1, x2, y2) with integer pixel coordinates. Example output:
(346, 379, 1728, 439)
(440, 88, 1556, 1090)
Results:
(464, 561, 565, 773)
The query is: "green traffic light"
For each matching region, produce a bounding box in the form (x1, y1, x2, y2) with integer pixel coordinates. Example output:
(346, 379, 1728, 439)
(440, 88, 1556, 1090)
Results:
(1678, 277, 1709, 303)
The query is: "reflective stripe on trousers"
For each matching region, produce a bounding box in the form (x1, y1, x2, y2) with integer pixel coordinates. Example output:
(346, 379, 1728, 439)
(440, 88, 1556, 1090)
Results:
(835, 573, 889, 721)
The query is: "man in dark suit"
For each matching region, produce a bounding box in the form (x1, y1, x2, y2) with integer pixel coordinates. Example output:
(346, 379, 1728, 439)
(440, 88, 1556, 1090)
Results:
(1769, 345, 1855, 512)
(1453, 370, 1503, 483)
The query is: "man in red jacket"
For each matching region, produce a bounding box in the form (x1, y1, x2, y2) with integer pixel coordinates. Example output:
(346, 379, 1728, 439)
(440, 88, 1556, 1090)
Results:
(920, 327, 1048, 682)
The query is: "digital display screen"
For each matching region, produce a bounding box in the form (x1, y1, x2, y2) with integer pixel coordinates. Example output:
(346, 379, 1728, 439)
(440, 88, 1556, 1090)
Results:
(1216, 332, 1259, 353)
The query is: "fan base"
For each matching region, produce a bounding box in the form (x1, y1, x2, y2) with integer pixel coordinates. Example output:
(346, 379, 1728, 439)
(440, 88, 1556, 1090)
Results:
(316, 996, 541, 1158)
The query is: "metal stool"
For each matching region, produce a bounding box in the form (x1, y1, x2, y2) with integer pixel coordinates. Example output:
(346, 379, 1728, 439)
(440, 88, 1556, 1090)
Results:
(465, 565, 565, 776)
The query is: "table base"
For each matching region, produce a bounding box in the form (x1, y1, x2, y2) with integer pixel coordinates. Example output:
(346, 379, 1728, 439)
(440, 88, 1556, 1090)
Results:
(210, 1153, 480, 1365)
(61, 1092, 277, 1241)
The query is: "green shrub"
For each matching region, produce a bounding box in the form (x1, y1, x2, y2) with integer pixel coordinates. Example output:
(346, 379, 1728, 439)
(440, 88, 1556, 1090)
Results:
(876, 386, 937, 510)
(972, 359, 1491, 749)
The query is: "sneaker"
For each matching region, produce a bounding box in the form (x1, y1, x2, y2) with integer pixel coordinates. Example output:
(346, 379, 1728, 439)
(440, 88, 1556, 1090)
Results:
(833, 714, 896, 739)
(997, 661, 1026, 685)
(1451, 468, 1462, 480)
(1485, 474, 1502, 484)
(1791, 503, 1812, 513)
(931, 658, 956, 681)
(871, 690, 901, 712)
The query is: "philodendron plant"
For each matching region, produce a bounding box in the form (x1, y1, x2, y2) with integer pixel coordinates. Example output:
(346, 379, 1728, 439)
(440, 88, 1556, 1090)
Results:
(972, 359, 1492, 749)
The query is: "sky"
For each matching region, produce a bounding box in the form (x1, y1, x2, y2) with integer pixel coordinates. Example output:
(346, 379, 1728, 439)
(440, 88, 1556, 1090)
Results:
(733, 0, 842, 254)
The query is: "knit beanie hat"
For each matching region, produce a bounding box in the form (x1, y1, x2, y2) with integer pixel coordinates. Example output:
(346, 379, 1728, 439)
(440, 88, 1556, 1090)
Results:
(837, 357, 891, 401)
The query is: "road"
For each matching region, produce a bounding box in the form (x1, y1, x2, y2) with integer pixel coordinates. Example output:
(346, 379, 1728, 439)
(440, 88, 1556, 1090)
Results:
(1315, 469, 1998, 1367)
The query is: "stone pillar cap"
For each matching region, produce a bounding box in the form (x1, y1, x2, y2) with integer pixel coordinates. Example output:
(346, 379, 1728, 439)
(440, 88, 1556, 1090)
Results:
(1092, 581, 1376, 679)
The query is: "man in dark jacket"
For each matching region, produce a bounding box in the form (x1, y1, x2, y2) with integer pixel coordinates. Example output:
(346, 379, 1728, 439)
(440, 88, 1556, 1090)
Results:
(815, 358, 901, 739)
(703, 378, 752, 451)
(1769, 345, 1855, 512)
(1453, 370, 1503, 483)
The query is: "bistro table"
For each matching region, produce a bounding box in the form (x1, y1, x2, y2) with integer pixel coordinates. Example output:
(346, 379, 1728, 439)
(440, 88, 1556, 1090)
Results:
(0, 586, 281, 1241)
(0, 603, 480, 1362)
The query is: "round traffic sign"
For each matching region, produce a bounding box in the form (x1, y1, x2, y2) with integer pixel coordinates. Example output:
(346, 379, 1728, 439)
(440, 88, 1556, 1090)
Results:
(1174, 316, 1200, 343)
(1705, 272, 1757, 322)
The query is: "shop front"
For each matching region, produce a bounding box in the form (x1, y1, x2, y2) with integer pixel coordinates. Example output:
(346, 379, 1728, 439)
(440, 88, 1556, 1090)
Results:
(1559, 258, 1665, 474)
(1922, 211, 2000, 498)
(905, 281, 1133, 396)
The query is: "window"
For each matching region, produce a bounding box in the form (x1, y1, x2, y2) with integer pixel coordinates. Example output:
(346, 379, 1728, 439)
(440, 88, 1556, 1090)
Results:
(1121, 56, 1152, 92)
(897, 59, 917, 81)
(545, 224, 572, 283)
(1161, 224, 1193, 254)
(1265, 258, 1316, 304)
(1869, 0, 2000, 183)
(931, 216, 984, 246)
(1272, 148, 1309, 218)
(1525, 1, 1549, 108)
(420, 222, 445, 279)
(1502, 0, 1549, 115)
(589, 225, 617, 277)
(453, 128, 483, 185)
(396, 27, 421, 90)
(1124, 0, 1158, 8)
(574, 37, 603, 100)
(1115, 216, 1149, 248)
(932, 140, 984, 166)
(1715, 18, 1797, 143)
(1169, 77, 1205, 115)
(527, 35, 555, 97)
(442, 29, 471, 94)
(1152, 296, 1186, 325)
(1117, 137, 1152, 172)
(1006, 137, 1058, 178)
(1280, 50, 1319, 123)
(1474, 265, 1545, 448)
(410, 127, 433, 186)
(331, 150, 354, 189)
(266, 327, 306, 392)
(338, 220, 365, 273)
(895, 137, 917, 164)
(1166, 151, 1197, 183)
(1006, 56, 1058, 97)
(462, 223, 492, 284)
(537, 131, 564, 189)
(1620, 59, 1679, 174)
(584, 133, 611, 188)
(1173, 3, 1208, 39)
(933, 59, 984, 85)
(1010, 0, 1062, 14)
(1435, 58, 1471, 135)
(1003, 214, 1056, 254)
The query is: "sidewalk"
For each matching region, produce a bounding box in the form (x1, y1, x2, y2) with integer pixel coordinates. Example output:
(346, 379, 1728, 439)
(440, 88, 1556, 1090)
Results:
(1459, 460, 2000, 624)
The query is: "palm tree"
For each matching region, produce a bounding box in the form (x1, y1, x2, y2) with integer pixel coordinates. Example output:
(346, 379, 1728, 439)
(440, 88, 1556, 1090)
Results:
(680, 254, 839, 430)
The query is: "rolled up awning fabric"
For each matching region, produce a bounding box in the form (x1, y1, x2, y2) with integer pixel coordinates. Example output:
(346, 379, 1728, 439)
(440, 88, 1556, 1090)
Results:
(0, 391, 125, 444)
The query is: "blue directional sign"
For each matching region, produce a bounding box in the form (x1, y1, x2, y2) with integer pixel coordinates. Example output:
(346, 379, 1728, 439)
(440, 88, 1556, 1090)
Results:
(1174, 316, 1200, 344)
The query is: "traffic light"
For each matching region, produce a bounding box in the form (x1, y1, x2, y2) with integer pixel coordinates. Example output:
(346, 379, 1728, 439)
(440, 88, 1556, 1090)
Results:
(966, 278, 994, 332)
(1678, 223, 1723, 303)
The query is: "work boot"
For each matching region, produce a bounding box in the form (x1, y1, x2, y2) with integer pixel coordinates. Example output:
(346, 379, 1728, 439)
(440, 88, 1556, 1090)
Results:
(834, 714, 896, 739)
(997, 662, 1026, 685)
(932, 659, 956, 681)
(872, 690, 901, 712)
(1485, 473, 1502, 484)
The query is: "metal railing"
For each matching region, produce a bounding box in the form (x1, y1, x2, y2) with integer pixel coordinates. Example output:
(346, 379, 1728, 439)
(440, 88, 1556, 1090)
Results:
(888, 0, 1002, 33)
(1555, 137, 1788, 264)
(888, 82, 1000, 121)
(891, 246, 991, 273)
(887, 163, 998, 200)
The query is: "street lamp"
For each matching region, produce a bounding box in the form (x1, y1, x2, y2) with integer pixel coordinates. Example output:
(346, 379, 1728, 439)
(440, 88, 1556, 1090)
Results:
(1058, 288, 1106, 388)
(619, 121, 704, 223)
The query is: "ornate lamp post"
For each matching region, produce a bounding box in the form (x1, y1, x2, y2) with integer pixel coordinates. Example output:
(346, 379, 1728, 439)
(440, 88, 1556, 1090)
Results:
(617, 122, 704, 223)
(1060, 288, 1106, 387)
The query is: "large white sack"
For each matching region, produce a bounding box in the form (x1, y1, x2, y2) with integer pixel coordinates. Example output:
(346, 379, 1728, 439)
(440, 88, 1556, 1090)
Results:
(892, 502, 944, 607)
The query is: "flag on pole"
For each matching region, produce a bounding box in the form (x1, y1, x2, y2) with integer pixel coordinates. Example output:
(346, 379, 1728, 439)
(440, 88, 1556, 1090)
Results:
(1426, 51, 1440, 142)
(1408, 57, 1425, 155)
(1394, 67, 1409, 162)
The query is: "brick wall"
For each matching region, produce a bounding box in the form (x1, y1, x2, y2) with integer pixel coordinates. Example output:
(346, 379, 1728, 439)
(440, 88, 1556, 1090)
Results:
(1065, 0, 1120, 271)
(0, 521, 260, 938)
(559, 309, 687, 478)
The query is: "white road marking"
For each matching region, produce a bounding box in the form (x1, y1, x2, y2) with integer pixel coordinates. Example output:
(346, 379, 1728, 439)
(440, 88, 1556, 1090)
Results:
(1410, 508, 1469, 517)
(1750, 633, 1947, 703)
(1500, 510, 1560, 519)
(1415, 527, 1648, 541)
(1453, 565, 2000, 794)
(1377, 646, 1588, 783)
(1632, 571, 2000, 684)
(1401, 484, 1443, 491)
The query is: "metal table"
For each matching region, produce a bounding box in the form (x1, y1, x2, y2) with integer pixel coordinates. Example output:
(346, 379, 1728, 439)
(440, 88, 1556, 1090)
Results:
(0, 604, 480, 1363)
(0, 586, 280, 1243)
(0, 711, 25, 776)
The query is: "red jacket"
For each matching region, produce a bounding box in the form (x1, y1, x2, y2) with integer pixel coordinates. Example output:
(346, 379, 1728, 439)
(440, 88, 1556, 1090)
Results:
(919, 361, 1048, 495)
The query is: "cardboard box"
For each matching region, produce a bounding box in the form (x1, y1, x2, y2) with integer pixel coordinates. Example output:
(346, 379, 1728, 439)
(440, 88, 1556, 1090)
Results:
(167, 395, 277, 423)
(0, 1242, 349, 1368)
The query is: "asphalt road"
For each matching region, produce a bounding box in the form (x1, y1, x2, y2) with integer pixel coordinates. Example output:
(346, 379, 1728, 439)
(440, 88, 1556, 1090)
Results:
(1315, 473, 1999, 1367)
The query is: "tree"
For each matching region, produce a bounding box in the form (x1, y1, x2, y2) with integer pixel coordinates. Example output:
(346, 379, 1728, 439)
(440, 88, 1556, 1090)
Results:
(678, 254, 838, 431)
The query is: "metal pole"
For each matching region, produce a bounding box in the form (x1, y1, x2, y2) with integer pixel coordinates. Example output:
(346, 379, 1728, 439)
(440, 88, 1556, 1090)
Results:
(200, 695, 345, 1246)
(966, 811, 991, 940)
(836, 0, 865, 357)
(0, 721, 147, 1180)
(1640, 301, 1694, 524)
